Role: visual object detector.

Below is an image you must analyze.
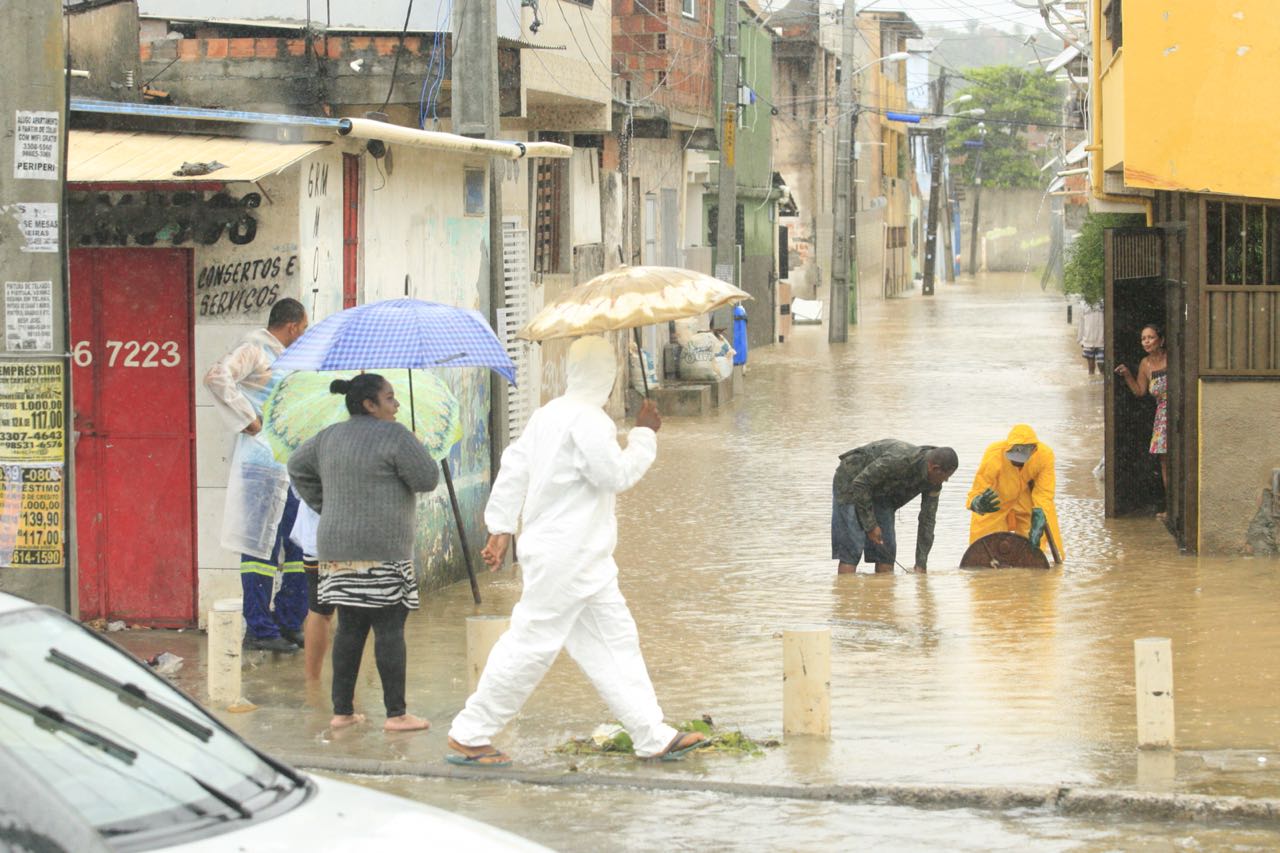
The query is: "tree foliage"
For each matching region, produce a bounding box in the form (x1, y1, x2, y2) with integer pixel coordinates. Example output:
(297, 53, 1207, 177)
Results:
(944, 65, 1062, 190)
(1063, 212, 1146, 306)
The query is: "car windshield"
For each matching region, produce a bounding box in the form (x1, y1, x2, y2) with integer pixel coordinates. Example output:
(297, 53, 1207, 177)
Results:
(0, 607, 298, 843)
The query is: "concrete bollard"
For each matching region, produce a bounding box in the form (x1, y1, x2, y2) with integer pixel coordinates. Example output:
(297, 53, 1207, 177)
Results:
(1136, 750, 1177, 790)
(783, 628, 831, 737)
(207, 598, 244, 707)
(1134, 637, 1175, 749)
(466, 615, 510, 694)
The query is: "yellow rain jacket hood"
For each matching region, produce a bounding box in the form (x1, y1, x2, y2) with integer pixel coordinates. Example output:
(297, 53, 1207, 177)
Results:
(966, 424, 1064, 558)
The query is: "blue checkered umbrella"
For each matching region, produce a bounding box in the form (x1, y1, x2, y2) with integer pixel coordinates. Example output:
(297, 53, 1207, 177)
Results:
(273, 297, 513, 605)
(273, 298, 516, 384)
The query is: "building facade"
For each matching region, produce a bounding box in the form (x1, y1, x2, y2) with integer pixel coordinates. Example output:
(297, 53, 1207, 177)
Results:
(1092, 0, 1280, 554)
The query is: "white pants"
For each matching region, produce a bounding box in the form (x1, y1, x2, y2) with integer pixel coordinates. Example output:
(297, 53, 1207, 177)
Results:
(449, 575, 677, 757)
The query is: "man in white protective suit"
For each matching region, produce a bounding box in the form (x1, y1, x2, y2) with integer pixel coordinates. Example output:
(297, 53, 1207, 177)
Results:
(446, 335, 707, 766)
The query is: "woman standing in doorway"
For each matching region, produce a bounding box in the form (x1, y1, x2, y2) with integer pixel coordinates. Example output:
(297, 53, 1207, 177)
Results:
(288, 374, 439, 732)
(1115, 323, 1169, 517)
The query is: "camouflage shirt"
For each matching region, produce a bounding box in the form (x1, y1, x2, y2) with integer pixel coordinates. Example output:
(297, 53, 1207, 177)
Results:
(833, 439, 941, 568)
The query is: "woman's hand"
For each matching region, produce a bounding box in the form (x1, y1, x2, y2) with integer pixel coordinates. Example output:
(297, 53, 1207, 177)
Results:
(1114, 364, 1132, 379)
(481, 533, 511, 571)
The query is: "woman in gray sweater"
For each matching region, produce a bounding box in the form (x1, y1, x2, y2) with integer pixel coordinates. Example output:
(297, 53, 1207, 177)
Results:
(288, 373, 439, 732)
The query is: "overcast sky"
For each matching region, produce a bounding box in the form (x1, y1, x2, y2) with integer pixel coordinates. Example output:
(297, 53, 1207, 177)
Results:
(769, 0, 1048, 33)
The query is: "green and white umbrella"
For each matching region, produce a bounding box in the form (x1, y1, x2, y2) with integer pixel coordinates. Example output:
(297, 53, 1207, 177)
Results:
(262, 368, 463, 463)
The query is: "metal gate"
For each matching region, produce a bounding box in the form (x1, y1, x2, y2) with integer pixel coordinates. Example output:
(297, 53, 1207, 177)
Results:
(498, 218, 540, 442)
(70, 248, 196, 625)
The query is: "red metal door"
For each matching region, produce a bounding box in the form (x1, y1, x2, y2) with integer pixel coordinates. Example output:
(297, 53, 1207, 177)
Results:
(70, 249, 195, 626)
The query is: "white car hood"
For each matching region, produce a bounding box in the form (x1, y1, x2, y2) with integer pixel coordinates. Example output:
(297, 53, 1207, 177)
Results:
(166, 773, 552, 852)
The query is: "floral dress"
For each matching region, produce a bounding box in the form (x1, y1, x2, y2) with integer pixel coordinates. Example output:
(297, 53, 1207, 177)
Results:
(1149, 369, 1168, 454)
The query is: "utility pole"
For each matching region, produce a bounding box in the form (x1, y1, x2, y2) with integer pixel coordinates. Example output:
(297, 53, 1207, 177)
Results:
(829, 0, 857, 341)
(0, 1, 69, 611)
(921, 71, 946, 296)
(968, 142, 983, 276)
(713, 0, 740, 315)
(451, 0, 507, 469)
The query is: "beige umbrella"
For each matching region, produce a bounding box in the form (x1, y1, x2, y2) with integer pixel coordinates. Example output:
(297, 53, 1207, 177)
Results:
(516, 265, 752, 395)
(516, 265, 751, 341)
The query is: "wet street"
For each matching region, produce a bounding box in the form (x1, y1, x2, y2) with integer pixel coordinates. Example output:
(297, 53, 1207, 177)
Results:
(125, 272, 1280, 849)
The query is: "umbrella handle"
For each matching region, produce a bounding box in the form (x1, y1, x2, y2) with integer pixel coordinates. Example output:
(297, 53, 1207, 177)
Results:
(408, 369, 416, 433)
(633, 327, 650, 399)
(441, 458, 482, 605)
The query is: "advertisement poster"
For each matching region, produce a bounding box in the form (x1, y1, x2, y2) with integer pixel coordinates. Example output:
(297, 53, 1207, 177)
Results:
(7, 202, 59, 253)
(4, 280, 54, 352)
(0, 361, 64, 568)
(0, 464, 63, 568)
(0, 361, 64, 463)
(13, 110, 59, 181)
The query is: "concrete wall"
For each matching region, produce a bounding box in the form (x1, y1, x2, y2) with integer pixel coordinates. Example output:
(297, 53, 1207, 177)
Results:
(359, 148, 496, 591)
(67, 2, 141, 103)
(772, 42, 836, 301)
(854, 205, 886, 303)
(521, 0, 613, 130)
(1198, 380, 1280, 554)
(957, 187, 1052, 273)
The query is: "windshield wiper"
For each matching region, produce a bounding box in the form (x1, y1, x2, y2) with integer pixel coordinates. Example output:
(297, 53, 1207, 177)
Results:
(0, 685, 137, 764)
(48, 648, 213, 742)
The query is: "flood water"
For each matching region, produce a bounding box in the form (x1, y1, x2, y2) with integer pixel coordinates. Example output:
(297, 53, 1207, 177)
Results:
(130, 272, 1280, 849)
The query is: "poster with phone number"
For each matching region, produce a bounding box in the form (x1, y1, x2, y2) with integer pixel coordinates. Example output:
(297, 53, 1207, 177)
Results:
(0, 361, 65, 568)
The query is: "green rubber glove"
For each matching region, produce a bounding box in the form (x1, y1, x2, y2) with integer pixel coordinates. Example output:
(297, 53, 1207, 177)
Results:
(969, 488, 1001, 515)
(1029, 507, 1047, 548)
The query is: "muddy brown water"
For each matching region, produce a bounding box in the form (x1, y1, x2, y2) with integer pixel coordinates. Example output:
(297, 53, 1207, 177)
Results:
(125, 273, 1280, 849)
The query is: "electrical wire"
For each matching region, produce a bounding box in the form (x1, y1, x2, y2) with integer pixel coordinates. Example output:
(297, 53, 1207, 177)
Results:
(378, 0, 415, 114)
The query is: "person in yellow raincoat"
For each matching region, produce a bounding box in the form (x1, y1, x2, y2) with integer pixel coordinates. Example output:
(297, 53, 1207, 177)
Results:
(966, 424, 1064, 558)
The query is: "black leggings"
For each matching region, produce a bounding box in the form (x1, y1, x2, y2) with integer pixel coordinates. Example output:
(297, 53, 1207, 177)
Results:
(331, 604, 408, 718)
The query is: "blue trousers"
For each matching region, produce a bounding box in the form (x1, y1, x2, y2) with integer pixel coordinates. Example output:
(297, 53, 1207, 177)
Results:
(831, 489, 898, 565)
(241, 490, 307, 640)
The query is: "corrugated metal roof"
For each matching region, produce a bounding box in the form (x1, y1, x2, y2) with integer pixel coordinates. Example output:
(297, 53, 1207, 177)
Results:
(68, 130, 327, 183)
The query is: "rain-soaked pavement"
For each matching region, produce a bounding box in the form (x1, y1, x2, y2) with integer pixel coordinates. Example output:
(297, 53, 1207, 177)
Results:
(120, 272, 1280, 849)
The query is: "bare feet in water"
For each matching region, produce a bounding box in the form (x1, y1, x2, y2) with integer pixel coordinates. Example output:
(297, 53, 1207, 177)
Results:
(330, 713, 366, 729)
(384, 713, 431, 732)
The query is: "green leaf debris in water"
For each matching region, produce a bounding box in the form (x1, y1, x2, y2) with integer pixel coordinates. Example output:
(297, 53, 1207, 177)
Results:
(554, 715, 779, 757)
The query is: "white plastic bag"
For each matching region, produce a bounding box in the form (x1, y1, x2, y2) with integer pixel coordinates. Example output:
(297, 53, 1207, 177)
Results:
(712, 334, 735, 380)
(628, 343, 660, 393)
(678, 331, 724, 381)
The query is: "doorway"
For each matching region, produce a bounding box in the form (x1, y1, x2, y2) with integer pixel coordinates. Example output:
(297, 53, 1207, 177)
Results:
(70, 248, 196, 626)
(1104, 228, 1172, 522)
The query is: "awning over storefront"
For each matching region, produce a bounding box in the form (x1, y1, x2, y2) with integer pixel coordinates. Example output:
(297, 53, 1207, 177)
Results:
(69, 100, 572, 163)
(68, 130, 328, 183)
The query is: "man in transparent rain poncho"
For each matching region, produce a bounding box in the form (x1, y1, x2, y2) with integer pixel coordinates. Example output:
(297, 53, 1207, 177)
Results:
(447, 336, 707, 766)
(204, 298, 309, 653)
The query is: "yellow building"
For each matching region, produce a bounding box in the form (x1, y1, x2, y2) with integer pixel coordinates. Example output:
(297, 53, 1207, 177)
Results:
(1092, 0, 1280, 554)
(856, 11, 921, 299)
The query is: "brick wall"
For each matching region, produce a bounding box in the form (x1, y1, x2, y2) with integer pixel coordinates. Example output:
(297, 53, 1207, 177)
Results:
(141, 34, 430, 63)
(613, 0, 715, 121)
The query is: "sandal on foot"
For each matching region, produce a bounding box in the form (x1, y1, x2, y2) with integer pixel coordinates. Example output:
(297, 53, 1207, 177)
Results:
(446, 749, 512, 767)
(446, 739, 511, 767)
(650, 731, 710, 762)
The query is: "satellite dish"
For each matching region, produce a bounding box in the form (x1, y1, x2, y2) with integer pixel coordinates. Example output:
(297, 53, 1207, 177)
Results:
(1046, 44, 1082, 74)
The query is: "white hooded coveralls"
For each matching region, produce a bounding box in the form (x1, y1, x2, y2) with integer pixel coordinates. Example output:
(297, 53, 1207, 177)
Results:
(448, 336, 678, 757)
